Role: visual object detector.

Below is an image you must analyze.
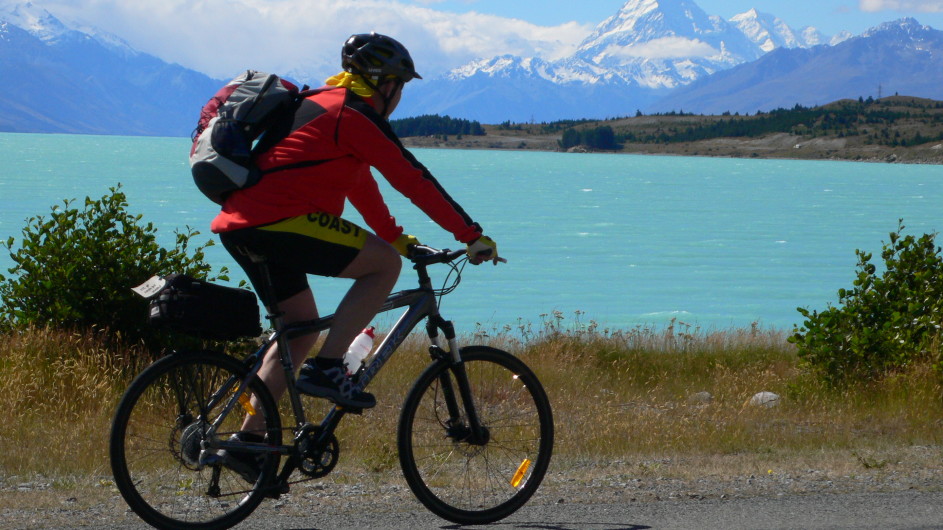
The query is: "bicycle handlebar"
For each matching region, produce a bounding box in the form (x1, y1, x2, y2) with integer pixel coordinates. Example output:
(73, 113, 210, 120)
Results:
(408, 245, 467, 265)
(408, 244, 507, 268)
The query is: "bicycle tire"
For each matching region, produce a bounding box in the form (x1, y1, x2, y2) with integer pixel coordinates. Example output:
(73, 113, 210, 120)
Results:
(397, 346, 554, 524)
(109, 351, 282, 530)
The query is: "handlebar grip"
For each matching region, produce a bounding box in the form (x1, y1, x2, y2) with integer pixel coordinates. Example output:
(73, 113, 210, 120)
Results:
(408, 245, 466, 265)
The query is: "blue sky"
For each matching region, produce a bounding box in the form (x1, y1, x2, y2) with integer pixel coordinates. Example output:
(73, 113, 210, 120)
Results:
(20, 0, 943, 80)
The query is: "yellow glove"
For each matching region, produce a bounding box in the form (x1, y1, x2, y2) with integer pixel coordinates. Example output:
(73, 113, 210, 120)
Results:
(392, 234, 421, 257)
(466, 235, 500, 265)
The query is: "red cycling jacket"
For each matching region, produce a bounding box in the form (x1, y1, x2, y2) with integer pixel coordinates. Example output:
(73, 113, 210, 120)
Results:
(211, 87, 482, 244)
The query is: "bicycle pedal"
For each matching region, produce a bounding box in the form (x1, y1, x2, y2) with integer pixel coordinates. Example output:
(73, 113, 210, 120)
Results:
(263, 482, 289, 499)
(337, 405, 364, 415)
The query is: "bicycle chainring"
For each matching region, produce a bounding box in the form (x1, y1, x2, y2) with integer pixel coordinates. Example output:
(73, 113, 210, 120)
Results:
(298, 426, 340, 478)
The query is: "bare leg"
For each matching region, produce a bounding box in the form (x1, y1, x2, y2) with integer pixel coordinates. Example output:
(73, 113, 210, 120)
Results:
(317, 233, 402, 360)
(240, 234, 399, 432)
(241, 288, 319, 433)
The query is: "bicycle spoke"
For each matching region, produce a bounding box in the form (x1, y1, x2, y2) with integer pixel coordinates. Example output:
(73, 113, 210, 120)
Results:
(111, 352, 282, 530)
(398, 347, 553, 524)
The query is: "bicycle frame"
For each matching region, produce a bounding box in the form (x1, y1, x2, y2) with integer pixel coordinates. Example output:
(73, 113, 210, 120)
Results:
(112, 244, 552, 529)
(209, 248, 484, 483)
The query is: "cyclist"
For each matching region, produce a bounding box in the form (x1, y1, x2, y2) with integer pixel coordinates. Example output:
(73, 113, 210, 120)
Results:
(211, 32, 500, 480)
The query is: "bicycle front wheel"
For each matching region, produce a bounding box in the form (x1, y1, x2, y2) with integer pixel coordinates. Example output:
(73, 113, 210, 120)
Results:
(398, 346, 554, 524)
(109, 351, 282, 530)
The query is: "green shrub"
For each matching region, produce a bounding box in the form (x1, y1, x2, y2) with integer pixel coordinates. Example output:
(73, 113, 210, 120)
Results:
(0, 185, 229, 351)
(790, 220, 943, 384)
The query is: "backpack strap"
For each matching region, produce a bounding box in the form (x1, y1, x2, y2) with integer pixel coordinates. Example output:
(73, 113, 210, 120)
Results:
(251, 87, 330, 156)
(254, 87, 344, 176)
(260, 158, 337, 176)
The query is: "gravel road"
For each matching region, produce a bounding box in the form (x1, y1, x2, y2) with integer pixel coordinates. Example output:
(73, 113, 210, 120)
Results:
(5, 466, 943, 529)
(253, 490, 943, 529)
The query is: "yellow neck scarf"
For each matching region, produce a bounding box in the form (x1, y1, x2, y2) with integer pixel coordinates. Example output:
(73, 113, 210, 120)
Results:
(325, 71, 376, 98)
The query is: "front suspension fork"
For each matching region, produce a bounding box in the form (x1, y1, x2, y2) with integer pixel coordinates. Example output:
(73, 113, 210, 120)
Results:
(428, 319, 488, 445)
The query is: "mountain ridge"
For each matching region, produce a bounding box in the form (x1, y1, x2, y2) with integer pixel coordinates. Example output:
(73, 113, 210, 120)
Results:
(396, 0, 854, 122)
(651, 18, 943, 115)
(2, 0, 941, 134)
(0, 2, 221, 136)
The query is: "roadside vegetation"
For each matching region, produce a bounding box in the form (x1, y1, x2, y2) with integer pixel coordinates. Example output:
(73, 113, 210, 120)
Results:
(1, 189, 942, 503)
(0, 185, 231, 354)
(1, 317, 941, 489)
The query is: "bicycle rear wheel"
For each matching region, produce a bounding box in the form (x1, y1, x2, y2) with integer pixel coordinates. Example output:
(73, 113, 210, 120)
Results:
(109, 351, 282, 530)
(397, 346, 554, 524)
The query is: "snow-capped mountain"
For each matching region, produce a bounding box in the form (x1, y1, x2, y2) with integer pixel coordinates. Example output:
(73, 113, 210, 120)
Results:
(445, 0, 781, 90)
(829, 30, 854, 46)
(575, 0, 762, 76)
(730, 8, 822, 52)
(1, 0, 139, 54)
(397, 0, 834, 122)
(3, 0, 939, 133)
(2, 0, 68, 42)
(652, 18, 943, 115)
(0, 1, 220, 135)
(398, 0, 940, 123)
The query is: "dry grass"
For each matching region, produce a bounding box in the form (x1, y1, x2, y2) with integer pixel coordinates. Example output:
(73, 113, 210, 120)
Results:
(2, 318, 942, 500)
(525, 319, 943, 474)
(0, 327, 144, 479)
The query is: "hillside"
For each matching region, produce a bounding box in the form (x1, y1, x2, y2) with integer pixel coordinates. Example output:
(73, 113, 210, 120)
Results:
(0, 3, 220, 136)
(399, 96, 943, 164)
(651, 18, 943, 116)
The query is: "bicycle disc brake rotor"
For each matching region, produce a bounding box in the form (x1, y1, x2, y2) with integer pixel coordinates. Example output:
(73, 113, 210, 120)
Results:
(178, 420, 207, 468)
(445, 420, 490, 456)
(299, 426, 339, 478)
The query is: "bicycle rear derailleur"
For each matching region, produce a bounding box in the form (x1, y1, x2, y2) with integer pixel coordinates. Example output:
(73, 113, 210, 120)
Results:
(296, 423, 339, 478)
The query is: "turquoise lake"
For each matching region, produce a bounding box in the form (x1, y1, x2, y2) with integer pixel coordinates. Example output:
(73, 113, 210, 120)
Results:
(2, 132, 941, 334)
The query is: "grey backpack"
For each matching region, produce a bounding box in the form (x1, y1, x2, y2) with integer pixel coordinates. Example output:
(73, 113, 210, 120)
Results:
(189, 70, 317, 204)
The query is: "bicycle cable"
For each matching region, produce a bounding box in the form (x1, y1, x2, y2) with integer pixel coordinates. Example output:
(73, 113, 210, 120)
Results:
(433, 255, 468, 309)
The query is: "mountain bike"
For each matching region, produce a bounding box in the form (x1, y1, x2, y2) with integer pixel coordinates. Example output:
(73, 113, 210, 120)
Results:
(109, 245, 554, 529)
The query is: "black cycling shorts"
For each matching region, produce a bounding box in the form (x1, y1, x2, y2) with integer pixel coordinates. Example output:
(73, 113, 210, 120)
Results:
(219, 213, 369, 305)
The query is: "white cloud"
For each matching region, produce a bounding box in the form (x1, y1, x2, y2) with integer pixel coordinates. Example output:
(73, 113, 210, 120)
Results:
(34, 0, 589, 81)
(602, 37, 719, 60)
(859, 0, 943, 12)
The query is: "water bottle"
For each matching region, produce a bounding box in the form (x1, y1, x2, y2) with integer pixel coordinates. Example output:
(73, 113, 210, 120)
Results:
(343, 326, 375, 375)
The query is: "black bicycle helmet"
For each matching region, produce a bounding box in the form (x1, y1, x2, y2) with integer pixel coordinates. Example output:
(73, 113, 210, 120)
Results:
(342, 32, 422, 82)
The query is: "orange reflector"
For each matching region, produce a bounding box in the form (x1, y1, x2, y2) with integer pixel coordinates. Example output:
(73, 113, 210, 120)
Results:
(238, 393, 257, 416)
(510, 458, 531, 488)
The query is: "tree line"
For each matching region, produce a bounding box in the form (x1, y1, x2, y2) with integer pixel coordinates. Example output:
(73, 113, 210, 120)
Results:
(618, 100, 943, 147)
(559, 126, 619, 150)
(390, 114, 485, 137)
(546, 97, 943, 150)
